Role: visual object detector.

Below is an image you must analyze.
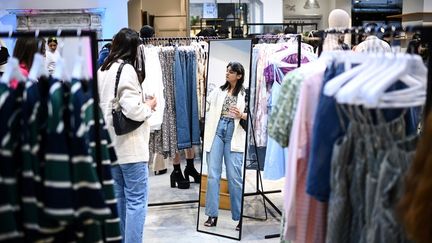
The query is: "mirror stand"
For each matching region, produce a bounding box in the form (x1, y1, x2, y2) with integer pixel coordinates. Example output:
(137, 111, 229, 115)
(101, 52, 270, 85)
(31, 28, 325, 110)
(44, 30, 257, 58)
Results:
(242, 110, 282, 239)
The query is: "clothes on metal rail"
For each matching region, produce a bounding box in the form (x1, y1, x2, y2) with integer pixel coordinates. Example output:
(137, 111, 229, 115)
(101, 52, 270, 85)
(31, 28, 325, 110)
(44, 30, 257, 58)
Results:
(269, 61, 328, 243)
(246, 39, 316, 179)
(0, 77, 121, 242)
(136, 40, 208, 158)
(269, 51, 425, 243)
(251, 40, 316, 149)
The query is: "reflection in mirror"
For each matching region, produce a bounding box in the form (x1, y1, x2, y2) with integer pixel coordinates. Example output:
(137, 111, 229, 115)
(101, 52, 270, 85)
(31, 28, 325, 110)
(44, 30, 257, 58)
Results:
(197, 39, 252, 240)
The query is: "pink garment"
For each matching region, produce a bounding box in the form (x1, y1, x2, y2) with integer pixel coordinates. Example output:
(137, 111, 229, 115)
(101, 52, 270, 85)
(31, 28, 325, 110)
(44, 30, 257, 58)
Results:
(253, 46, 272, 147)
(10, 64, 29, 89)
(283, 64, 328, 243)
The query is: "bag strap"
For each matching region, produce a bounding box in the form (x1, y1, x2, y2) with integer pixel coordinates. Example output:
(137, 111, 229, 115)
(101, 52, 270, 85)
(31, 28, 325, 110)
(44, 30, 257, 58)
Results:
(114, 62, 126, 98)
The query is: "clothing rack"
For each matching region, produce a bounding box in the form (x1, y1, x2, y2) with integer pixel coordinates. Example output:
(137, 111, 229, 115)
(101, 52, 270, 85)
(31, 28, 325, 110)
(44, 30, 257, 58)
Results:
(0, 29, 102, 175)
(246, 22, 318, 36)
(242, 34, 303, 239)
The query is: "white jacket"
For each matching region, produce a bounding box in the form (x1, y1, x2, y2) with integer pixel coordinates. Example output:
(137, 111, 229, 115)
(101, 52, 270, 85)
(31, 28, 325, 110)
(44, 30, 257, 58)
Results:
(97, 60, 153, 164)
(203, 87, 246, 153)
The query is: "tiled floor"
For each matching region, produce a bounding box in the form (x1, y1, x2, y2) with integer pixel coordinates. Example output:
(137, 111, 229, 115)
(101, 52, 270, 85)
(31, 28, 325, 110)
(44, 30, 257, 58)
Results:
(145, 158, 284, 242)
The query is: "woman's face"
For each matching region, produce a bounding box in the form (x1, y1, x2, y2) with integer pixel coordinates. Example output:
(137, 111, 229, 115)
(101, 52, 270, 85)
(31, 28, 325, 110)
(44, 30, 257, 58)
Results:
(226, 66, 242, 87)
(48, 42, 57, 52)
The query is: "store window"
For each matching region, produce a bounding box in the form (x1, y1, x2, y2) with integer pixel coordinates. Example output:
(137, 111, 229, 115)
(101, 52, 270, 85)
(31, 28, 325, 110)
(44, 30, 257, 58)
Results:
(189, 0, 252, 37)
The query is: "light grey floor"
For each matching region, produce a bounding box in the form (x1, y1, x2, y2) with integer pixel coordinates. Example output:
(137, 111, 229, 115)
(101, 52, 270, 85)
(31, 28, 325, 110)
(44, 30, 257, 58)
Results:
(145, 157, 284, 242)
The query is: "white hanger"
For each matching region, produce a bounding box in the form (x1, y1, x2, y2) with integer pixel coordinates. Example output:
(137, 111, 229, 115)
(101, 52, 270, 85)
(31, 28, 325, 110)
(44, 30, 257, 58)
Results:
(28, 53, 49, 81)
(334, 51, 390, 104)
(0, 57, 26, 84)
(71, 29, 90, 80)
(362, 53, 427, 108)
(28, 31, 49, 81)
(323, 51, 375, 96)
(52, 29, 70, 81)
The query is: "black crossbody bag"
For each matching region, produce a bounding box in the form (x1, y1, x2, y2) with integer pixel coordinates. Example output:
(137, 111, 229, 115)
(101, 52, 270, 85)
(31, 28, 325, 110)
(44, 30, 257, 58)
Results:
(112, 63, 144, 136)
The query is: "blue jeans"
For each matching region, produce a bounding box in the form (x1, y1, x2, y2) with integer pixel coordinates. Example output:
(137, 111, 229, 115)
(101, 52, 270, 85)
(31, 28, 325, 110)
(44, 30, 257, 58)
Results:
(111, 162, 149, 243)
(174, 49, 200, 150)
(205, 117, 243, 221)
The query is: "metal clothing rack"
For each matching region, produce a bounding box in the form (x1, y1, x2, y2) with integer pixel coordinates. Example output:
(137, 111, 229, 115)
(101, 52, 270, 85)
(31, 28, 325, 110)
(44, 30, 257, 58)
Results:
(140, 36, 210, 208)
(0, 29, 102, 175)
(246, 22, 318, 36)
(141, 36, 218, 46)
(242, 34, 302, 239)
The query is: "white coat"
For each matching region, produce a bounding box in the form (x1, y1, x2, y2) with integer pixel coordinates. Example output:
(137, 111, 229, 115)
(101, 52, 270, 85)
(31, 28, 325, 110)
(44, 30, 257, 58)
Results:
(97, 60, 153, 164)
(203, 87, 246, 153)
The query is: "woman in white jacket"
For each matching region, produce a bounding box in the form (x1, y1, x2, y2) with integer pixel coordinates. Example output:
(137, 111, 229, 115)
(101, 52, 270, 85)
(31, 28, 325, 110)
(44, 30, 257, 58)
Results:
(97, 28, 156, 243)
(203, 61, 247, 231)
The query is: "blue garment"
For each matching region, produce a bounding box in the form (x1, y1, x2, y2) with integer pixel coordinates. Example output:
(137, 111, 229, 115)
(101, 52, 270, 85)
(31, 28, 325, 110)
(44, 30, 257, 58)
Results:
(205, 117, 243, 221)
(97, 47, 110, 68)
(264, 81, 287, 180)
(306, 63, 421, 202)
(111, 162, 149, 243)
(174, 49, 200, 150)
(186, 51, 200, 145)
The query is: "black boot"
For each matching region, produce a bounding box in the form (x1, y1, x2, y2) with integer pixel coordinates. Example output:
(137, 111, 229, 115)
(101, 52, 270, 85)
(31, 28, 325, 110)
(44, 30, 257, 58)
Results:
(154, 168, 167, 175)
(184, 158, 201, 183)
(204, 216, 218, 227)
(170, 164, 190, 189)
(235, 221, 241, 231)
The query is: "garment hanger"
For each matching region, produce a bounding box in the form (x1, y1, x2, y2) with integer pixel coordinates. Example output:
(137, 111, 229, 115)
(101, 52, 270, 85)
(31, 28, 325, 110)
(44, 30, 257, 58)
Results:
(361, 53, 426, 108)
(71, 29, 90, 80)
(335, 51, 392, 104)
(52, 29, 70, 82)
(28, 30, 50, 81)
(323, 50, 375, 96)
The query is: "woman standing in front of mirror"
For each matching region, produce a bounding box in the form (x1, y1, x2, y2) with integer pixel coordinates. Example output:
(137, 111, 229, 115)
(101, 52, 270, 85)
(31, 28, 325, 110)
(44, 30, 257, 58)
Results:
(203, 62, 247, 231)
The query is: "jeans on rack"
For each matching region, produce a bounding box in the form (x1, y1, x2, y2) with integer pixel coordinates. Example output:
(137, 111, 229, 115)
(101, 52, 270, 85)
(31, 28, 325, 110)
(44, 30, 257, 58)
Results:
(111, 162, 149, 243)
(205, 117, 243, 221)
(175, 49, 200, 150)
(186, 51, 200, 146)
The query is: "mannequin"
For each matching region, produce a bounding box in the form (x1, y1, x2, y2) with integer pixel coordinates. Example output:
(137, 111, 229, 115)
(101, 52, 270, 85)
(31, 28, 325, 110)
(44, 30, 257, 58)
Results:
(328, 9, 350, 28)
(323, 9, 351, 51)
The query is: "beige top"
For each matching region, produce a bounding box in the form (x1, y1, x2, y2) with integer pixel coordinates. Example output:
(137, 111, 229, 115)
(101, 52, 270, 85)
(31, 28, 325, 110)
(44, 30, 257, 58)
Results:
(97, 60, 153, 164)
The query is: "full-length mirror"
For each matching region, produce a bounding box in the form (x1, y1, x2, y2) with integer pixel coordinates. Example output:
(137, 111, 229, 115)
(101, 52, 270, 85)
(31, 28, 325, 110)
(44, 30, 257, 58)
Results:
(197, 39, 252, 240)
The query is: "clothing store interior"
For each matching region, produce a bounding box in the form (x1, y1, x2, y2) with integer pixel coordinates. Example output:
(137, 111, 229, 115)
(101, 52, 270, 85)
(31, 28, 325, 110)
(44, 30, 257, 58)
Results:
(0, 0, 431, 242)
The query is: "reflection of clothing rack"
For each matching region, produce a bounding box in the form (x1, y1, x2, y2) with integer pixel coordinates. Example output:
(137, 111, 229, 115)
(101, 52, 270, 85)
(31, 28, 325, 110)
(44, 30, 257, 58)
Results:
(141, 36, 218, 46)
(243, 34, 302, 239)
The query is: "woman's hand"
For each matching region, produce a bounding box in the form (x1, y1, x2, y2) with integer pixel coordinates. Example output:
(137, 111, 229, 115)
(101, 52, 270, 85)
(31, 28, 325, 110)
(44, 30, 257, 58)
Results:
(229, 106, 246, 120)
(145, 96, 157, 111)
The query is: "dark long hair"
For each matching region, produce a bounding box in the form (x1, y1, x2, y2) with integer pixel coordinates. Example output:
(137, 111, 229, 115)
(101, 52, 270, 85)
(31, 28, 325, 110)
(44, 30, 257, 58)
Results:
(101, 28, 139, 71)
(398, 113, 432, 243)
(220, 61, 245, 96)
(13, 37, 46, 70)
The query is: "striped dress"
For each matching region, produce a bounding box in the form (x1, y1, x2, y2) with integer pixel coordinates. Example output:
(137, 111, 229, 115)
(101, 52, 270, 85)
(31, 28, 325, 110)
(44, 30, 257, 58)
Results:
(0, 82, 23, 241)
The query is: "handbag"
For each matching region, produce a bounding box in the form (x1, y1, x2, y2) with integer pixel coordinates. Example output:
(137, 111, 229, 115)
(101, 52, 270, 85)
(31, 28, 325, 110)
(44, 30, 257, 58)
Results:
(239, 88, 249, 131)
(112, 62, 144, 136)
